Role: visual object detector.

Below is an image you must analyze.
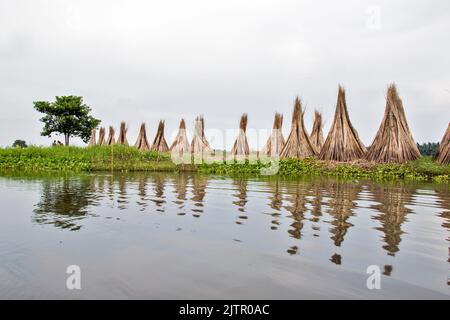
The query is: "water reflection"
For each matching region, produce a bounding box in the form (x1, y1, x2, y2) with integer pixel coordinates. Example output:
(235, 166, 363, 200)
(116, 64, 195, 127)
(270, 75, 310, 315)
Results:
(33, 177, 99, 231)
(369, 184, 413, 256)
(232, 178, 248, 224)
(13, 172, 447, 270)
(191, 175, 208, 217)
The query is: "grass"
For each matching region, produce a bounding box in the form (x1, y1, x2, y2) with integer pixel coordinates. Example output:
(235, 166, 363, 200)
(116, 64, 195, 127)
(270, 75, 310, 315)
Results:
(0, 145, 176, 172)
(0, 146, 448, 182)
(197, 157, 450, 182)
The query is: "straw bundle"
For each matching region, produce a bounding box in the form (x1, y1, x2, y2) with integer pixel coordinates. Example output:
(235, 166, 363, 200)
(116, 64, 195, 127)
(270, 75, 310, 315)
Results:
(117, 121, 129, 146)
(88, 128, 97, 146)
(97, 127, 105, 146)
(261, 113, 285, 157)
(366, 84, 420, 163)
(231, 114, 250, 158)
(435, 123, 450, 165)
(191, 116, 212, 155)
(280, 97, 317, 159)
(134, 123, 151, 151)
(170, 119, 191, 155)
(310, 111, 324, 152)
(151, 120, 169, 152)
(106, 126, 116, 146)
(319, 86, 366, 161)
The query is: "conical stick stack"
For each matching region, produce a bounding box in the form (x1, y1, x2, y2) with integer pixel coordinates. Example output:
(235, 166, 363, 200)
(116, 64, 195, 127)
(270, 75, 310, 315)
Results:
(366, 84, 420, 163)
(434, 123, 450, 165)
(117, 121, 129, 146)
(88, 128, 97, 146)
(151, 120, 169, 152)
(134, 123, 151, 151)
(231, 114, 250, 158)
(319, 86, 366, 161)
(97, 127, 105, 146)
(310, 111, 324, 152)
(280, 97, 317, 159)
(170, 119, 191, 155)
(261, 113, 285, 157)
(191, 116, 212, 155)
(106, 126, 116, 146)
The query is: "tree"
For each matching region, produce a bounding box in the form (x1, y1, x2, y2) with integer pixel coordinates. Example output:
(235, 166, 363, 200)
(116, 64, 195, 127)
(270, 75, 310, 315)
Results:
(417, 142, 440, 157)
(12, 140, 28, 148)
(34, 96, 101, 146)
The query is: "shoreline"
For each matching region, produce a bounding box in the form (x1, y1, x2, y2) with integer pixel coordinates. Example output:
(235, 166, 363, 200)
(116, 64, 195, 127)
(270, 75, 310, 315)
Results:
(0, 146, 448, 183)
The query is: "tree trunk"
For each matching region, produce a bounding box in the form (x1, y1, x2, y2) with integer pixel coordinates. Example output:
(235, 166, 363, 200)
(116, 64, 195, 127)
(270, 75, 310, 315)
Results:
(65, 133, 70, 146)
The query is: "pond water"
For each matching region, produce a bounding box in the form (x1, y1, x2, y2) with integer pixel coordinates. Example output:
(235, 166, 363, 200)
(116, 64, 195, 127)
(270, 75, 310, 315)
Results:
(0, 171, 448, 299)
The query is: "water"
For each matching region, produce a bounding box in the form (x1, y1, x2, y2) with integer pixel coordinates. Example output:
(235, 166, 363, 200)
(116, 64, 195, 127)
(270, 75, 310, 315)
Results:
(0, 171, 448, 299)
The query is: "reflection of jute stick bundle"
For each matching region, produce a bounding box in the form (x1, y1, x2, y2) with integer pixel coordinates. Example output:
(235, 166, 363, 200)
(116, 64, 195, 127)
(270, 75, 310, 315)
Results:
(371, 184, 413, 255)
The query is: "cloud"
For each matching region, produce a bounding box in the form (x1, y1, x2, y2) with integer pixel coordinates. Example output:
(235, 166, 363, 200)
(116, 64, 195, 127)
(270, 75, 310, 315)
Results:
(0, 0, 449, 148)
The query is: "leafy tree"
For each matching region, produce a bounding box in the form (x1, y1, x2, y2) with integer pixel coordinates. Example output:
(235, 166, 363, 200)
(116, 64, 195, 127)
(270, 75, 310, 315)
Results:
(12, 140, 28, 148)
(417, 142, 440, 157)
(34, 96, 101, 146)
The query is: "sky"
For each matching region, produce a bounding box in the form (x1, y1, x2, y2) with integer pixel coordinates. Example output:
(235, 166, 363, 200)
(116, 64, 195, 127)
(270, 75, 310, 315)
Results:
(1, 0, 449, 149)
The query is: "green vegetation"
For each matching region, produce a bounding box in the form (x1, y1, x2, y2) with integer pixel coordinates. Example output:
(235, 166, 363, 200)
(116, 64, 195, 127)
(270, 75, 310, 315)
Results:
(0, 146, 448, 183)
(198, 157, 450, 182)
(417, 142, 440, 157)
(34, 96, 101, 146)
(0, 145, 175, 172)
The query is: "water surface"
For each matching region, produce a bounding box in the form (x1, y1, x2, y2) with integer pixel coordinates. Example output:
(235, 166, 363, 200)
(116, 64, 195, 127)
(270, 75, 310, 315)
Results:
(0, 171, 449, 299)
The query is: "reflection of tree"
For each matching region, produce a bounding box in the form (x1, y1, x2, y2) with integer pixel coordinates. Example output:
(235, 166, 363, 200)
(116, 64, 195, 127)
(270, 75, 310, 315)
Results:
(325, 181, 360, 247)
(370, 183, 414, 256)
(191, 175, 208, 217)
(232, 178, 248, 224)
(283, 180, 308, 240)
(33, 177, 98, 231)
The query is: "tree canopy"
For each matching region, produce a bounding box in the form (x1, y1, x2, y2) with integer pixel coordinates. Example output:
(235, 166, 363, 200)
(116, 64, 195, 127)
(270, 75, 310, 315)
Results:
(12, 140, 27, 148)
(34, 96, 101, 146)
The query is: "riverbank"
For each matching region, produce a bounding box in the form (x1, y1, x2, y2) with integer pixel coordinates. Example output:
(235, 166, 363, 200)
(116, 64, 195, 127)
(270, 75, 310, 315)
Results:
(0, 146, 448, 182)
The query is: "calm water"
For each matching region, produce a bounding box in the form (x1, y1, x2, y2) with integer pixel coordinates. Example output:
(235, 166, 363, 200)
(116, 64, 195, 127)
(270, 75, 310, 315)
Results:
(0, 171, 449, 299)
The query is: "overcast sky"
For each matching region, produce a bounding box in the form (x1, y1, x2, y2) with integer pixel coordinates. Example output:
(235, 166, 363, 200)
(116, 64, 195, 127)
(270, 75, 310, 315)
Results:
(1, 0, 449, 149)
